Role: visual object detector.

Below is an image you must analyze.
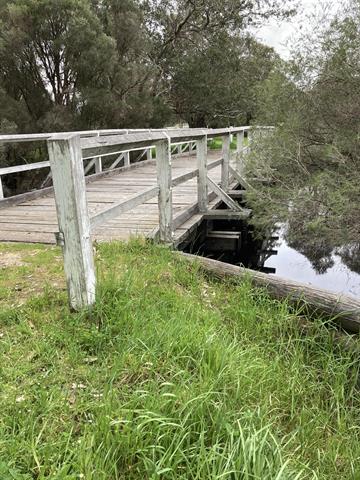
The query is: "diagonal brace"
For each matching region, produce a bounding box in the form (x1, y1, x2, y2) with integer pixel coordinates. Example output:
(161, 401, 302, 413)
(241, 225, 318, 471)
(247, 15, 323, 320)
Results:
(229, 166, 253, 191)
(207, 176, 244, 212)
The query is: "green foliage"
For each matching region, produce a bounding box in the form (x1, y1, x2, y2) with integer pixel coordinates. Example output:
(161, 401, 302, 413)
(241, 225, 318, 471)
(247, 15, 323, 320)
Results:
(0, 240, 360, 478)
(0, 0, 296, 196)
(0, 0, 116, 131)
(0, 0, 296, 136)
(247, 1, 360, 272)
(171, 33, 277, 127)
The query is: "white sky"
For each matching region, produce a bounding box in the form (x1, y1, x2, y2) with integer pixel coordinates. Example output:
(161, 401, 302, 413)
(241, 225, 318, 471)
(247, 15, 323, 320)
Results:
(254, 0, 338, 58)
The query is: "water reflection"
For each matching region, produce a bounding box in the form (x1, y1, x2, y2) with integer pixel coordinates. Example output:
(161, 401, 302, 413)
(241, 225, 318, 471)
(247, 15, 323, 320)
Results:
(180, 216, 360, 299)
(264, 225, 360, 298)
(337, 244, 360, 274)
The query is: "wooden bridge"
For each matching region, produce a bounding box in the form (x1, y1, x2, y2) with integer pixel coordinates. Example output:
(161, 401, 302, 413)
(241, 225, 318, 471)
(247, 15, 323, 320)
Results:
(0, 126, 266, 309)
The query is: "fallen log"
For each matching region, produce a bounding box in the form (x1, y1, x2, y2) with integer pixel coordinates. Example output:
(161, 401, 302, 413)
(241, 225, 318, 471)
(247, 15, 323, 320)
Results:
(180, 253, 360, 333)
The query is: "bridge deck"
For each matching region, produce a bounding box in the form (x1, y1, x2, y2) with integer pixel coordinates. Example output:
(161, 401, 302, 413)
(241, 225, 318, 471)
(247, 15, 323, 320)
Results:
(0, 151, 224, 245)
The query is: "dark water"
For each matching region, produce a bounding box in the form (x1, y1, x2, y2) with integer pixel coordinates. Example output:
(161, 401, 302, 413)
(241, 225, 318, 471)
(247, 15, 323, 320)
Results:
(181, 217, 360, 300)
(263, 226, 360, 299)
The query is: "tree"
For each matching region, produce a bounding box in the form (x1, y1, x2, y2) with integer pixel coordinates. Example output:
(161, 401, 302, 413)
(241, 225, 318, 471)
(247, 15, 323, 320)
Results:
(0, 0, 296, 133)
(84, 0, 174, 128)
(245, 0, 360, 273)
(143, 0, 295, 126)
(170, 33, 277, 127)
(0, 0, 117, 132)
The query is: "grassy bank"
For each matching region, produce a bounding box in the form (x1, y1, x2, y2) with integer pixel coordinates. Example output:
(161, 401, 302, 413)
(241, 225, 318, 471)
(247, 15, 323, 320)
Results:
(0, 240, 360, 479)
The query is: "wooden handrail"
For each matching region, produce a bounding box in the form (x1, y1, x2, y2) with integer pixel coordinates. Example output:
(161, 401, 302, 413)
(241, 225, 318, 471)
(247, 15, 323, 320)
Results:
(0, 129, 151, 144)
(88, 157, 224, 232)
(90, 186, 159, 229)
(0, 125, 272, 309)
(0, 125, 270, 176)
(0, 160, 50, 176)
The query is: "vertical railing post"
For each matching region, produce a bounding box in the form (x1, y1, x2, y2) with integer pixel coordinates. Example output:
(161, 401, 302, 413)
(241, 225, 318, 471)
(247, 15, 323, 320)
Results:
(47, 134, 96, 310)
(197, 134, 208, 213)
(94, 157, 102, 173)
(124, 151, 130, 167)
(236, 131, 244, 175)
(146, 148, 152, 160)
(0, 176, 4, 200)
(156, 137, 173, 243)
(94, 132, 102, 173)
(246, 128, 252, 152)
(221, 132, 231, 191)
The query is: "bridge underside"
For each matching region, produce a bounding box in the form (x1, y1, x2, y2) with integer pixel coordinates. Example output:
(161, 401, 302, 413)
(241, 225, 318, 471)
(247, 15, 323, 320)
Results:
(0, 151, 228, 246)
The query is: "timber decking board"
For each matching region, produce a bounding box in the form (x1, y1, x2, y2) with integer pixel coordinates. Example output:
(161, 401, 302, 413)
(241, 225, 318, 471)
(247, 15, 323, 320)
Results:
(0, 151, 235, 244)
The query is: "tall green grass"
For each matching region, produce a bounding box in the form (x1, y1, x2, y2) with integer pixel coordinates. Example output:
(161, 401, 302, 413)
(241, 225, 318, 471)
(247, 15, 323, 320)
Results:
(0, 240, 359, 478)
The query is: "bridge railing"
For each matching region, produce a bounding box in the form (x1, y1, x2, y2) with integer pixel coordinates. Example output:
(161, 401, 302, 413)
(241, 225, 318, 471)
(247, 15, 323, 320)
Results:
(0, 129, 122, 200)
(0, 125, 273, 309)
(0, 129, 202, 202)
(45, 126, 264, 309)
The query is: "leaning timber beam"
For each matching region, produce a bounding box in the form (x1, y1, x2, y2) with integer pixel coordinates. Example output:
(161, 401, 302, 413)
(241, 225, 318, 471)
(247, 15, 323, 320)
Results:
(180, 253, 360, 333)
(203, 210, 251, 220)
(207, 176, 242, 212)
(228, 190, 246, 199)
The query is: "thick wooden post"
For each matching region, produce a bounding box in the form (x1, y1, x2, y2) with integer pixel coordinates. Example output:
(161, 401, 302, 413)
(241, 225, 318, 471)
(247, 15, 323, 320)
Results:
(94, 157, 102, 173)
(236, 131, 244, 175)
(197, 135, 208, 213)
(156, 138, 173, 243)
(221, 133, 231, 191)
(0, 177, 4, 199)
(246, 129, 252, 151)
(94, 132, 102, 173)
(47, 134, 96, 310)
(124, 151, 130, 167)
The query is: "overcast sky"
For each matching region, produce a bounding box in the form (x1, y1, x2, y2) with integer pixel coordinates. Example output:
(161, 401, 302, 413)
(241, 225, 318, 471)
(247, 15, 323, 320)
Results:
(254, 0, 338, 58)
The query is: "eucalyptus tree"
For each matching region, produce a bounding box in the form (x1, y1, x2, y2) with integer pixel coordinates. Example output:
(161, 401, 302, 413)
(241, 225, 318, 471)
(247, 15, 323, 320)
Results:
(0, 0, 296, 134)
(170, 33, 277, 127)
(142, 0, 296, 126)
(0, 0, 116, 132)
(246, 0, 360, 272)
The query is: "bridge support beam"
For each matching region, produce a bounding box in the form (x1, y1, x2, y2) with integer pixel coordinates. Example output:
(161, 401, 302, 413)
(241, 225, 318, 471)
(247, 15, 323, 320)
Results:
(47, 134, 96, 311)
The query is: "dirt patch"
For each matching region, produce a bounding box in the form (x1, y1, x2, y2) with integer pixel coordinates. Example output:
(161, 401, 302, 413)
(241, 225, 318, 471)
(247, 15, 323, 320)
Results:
(0, 249, 45, 269)
(0, 252, 28, 268)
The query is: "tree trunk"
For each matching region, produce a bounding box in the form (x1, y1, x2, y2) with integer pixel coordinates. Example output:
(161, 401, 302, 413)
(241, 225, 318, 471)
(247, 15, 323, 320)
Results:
(188, 114, 207, 128)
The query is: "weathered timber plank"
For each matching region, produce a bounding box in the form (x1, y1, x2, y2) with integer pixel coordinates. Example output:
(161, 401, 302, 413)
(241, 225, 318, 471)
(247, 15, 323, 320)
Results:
(0, 231, 56, 244)
(156, 138, 173, 242)
(207, 177, 243, 212)
(0, 161, 50, 175)
(228, 190, 246, 198)
(47, 135, 96, 309)
(197, 135, 208, 212)
(221, 134, 230, 190)
(203, 210, 251, 220)
(90, 186, 159, 229)
(0, 223, 57, 232)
